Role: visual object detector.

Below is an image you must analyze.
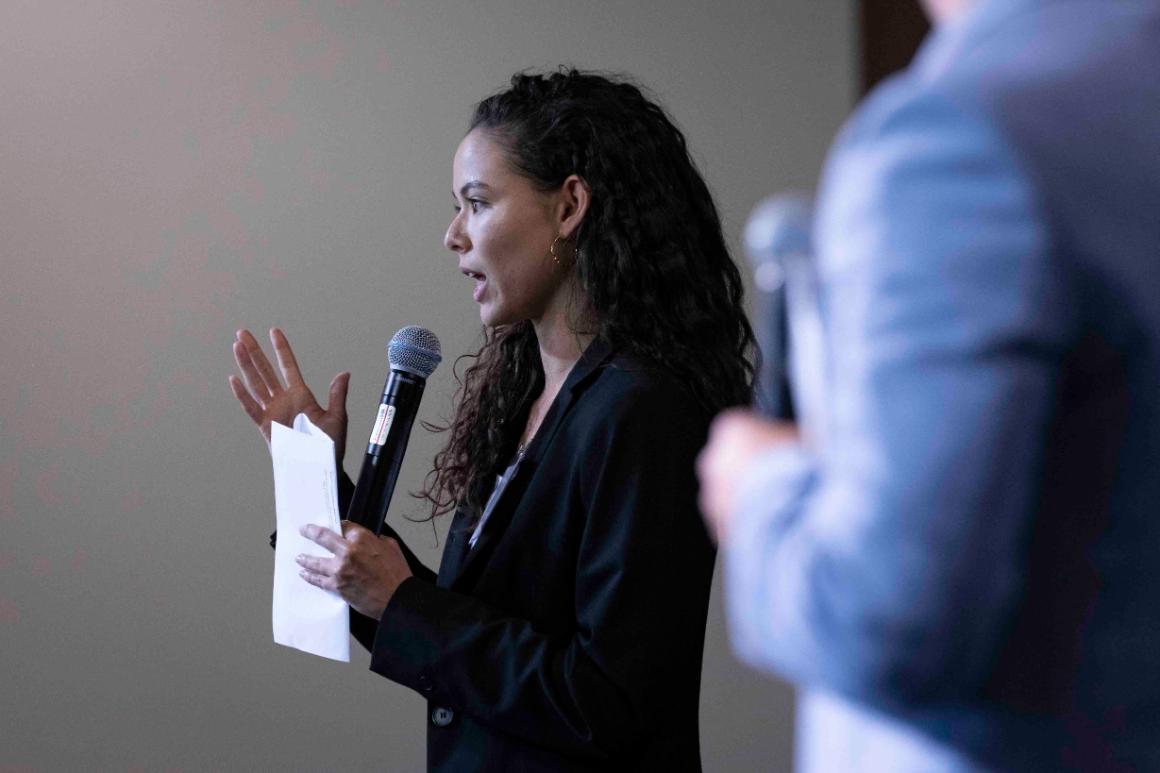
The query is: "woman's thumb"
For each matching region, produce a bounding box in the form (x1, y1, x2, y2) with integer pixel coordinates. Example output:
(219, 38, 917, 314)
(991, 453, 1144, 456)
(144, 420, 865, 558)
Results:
(328, 371, 351, 416)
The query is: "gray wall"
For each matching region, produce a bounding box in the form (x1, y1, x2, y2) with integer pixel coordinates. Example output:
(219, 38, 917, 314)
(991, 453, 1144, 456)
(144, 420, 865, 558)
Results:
(0, 2, 853, 770)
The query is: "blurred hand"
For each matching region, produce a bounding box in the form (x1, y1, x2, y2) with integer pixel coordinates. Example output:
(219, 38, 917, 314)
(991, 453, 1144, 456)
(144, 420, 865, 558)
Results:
(697, 409, 799, 543)
(297, 521, 414, 619)
(228, 327, 350, 463)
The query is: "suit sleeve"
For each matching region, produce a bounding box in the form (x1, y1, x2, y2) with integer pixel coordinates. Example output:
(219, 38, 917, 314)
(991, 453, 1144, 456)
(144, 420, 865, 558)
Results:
(725, 87, 1078, 705)
(337, 470, 438, 651)
(367, 383, 715, 760)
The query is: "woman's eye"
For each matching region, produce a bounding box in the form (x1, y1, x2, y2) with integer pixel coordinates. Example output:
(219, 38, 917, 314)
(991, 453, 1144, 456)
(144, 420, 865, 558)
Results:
(453, 199, 485, 215)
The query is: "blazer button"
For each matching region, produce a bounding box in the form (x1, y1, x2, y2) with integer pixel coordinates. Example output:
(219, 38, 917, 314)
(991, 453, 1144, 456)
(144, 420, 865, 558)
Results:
(431, 707, 455, 727)
(417, 673, 433, 693)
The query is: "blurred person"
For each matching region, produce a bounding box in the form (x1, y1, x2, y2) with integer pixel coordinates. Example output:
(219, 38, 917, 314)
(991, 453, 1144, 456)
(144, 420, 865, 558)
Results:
(698, 0, 1160, 770)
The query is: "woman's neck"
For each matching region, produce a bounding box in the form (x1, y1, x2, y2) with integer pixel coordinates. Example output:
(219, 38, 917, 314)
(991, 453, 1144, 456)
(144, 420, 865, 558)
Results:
(513, 311, 592, 453)
(531, 279, 596, 394)
(532, 315, 594, 394)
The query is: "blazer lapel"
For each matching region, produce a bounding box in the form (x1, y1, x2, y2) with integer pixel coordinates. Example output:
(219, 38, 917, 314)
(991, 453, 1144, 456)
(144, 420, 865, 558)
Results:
(448, 459, 532, 590)
(447, 338, 614, 591)
(436, 510, 474, 588)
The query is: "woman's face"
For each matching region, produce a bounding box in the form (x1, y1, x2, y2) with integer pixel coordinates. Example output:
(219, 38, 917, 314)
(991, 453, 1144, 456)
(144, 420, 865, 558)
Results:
(444, 129, 571, 327)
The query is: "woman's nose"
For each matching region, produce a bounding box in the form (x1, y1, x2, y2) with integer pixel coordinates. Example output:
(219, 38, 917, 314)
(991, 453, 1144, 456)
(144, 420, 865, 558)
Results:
(444, 214, 468, 253)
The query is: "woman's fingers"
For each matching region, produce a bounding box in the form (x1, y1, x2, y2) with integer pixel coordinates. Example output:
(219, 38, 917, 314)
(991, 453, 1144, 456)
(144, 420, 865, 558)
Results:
(228, 375, 268, 431)
(233, 339, 272, 403)
(298, 566, 335, 592)
(300, 524, 347, 556)
(271, 327, 305, 387)
(296, 552, 337, 576)
(326, 371, 350, 418)
(236, 329, 284, 396)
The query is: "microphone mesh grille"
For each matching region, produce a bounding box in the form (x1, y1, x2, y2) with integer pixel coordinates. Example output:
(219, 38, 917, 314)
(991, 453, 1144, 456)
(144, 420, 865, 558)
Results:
(388, 325, 442, 378)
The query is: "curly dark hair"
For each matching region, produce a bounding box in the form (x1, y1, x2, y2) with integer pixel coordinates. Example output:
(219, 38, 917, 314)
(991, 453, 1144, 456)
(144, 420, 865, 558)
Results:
(419, 68, 756, 520)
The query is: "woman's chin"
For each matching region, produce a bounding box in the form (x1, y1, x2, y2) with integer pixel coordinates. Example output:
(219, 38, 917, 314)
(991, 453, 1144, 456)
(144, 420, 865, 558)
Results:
(481, 306, 530, 328)
(479, 304, 507, 327)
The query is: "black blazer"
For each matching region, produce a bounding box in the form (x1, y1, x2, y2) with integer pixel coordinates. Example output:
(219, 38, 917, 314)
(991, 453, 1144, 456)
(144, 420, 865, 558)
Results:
(340, 339, 716, 771)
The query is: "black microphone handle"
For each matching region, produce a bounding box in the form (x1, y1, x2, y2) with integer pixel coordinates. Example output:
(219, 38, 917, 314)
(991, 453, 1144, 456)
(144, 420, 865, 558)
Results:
(346, 369, 426, 535)
(755, 284, 795, 421)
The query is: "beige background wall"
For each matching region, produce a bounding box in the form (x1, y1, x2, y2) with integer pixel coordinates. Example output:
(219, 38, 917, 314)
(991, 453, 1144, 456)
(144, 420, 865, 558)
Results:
(0, 1, 854, 769)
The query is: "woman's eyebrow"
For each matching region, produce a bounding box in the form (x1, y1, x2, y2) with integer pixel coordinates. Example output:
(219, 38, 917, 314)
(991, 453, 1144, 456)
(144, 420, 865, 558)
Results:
(457, 180, 492, 198)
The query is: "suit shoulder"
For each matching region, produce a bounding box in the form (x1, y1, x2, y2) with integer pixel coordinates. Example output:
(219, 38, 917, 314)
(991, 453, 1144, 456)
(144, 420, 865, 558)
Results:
(571, 353, 710, 438)
(567, 355, 711, 479)
(604, 354, 702, 405)
(850, 1, 1158, 153)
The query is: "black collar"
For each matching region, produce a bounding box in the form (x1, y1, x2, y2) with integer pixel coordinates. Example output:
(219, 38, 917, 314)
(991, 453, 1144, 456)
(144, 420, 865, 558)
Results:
(520, 336, 614, 464)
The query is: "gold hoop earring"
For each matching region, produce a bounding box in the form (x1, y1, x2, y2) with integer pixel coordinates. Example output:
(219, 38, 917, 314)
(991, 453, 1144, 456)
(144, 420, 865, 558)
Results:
(549, 235, 570, 267)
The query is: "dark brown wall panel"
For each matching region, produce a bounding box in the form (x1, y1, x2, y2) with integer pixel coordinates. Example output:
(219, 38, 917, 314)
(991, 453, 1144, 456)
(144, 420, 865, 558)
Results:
(860, 0, 931, 95)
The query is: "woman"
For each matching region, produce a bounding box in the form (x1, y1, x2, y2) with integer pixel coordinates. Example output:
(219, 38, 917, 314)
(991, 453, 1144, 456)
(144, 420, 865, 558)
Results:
(229, 69, 754, 771)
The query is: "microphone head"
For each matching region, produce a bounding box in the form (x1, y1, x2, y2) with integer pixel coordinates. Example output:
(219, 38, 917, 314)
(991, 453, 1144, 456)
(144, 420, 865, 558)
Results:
(388, 325, 442, 378)
(744, 193, 813, 292)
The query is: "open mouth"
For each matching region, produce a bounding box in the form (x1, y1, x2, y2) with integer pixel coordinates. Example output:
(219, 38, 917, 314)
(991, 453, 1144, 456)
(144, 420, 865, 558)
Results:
(461, 267, 487, 302)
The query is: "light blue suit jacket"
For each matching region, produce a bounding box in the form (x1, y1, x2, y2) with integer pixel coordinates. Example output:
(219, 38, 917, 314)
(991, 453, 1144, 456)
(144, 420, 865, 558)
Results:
(726, 1, 1160, 770)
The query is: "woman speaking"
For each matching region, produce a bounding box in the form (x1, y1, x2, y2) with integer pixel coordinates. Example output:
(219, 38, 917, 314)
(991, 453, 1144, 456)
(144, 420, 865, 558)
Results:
(229, 69, 754, 771)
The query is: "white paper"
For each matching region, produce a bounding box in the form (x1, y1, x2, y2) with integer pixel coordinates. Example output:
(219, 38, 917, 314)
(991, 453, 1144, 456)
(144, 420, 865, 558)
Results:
(270, 413, 349, 662)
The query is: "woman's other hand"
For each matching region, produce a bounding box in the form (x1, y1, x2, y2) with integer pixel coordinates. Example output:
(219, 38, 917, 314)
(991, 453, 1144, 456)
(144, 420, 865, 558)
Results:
(296, 521, 414, 619)
(228, 327, 350, 462)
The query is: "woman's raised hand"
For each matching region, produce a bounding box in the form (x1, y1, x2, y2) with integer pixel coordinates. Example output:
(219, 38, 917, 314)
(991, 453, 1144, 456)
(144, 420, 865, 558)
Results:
(228, 328, 350, 463)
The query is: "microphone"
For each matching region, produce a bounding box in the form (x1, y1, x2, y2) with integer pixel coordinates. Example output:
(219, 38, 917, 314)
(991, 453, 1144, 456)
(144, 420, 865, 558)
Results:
(346, 325, 442, 535)
(743, 193, 812, 419)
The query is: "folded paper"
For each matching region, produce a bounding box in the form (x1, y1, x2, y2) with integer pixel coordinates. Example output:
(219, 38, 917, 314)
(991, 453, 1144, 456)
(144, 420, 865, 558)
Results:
(270, 413, 349, 662)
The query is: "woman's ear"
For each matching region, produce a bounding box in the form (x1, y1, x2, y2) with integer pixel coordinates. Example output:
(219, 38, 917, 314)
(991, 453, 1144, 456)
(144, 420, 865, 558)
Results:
(556, 174, 591, 239)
